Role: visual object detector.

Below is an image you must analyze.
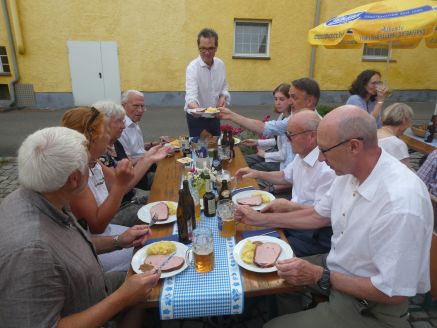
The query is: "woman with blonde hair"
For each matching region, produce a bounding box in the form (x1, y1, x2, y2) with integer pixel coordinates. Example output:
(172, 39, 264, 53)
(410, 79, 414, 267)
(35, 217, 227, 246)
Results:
(61, 106, 168, 272)
(377, 102, 413, 167)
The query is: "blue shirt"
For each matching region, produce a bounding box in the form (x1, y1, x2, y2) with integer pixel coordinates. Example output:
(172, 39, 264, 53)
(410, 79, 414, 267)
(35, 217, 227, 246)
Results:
(346, 95, 382, 128)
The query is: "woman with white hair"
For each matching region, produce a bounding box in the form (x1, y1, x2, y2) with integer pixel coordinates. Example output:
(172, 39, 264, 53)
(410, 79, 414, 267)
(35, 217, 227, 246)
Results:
(93, 100, 170, 226)
(377, 102, 413, 167)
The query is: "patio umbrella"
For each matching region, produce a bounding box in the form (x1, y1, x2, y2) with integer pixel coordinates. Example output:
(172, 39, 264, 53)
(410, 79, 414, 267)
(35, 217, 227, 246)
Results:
(308, 0, 437, 110)
(308, 0, 437, 49)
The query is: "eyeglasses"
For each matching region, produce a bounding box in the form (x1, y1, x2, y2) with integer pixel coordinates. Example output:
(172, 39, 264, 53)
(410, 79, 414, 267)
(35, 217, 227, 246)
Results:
(318, 137, 364, 154)
(285, 130, 315, 141)
(199, 47, 216, 53)
(132, 104, 146, 111)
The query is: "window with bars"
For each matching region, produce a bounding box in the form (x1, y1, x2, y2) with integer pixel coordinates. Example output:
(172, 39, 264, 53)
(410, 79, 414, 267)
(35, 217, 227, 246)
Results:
(362, 44, 389, 61)
(0, 46, 11, 74)
(233, 20, 270, 58)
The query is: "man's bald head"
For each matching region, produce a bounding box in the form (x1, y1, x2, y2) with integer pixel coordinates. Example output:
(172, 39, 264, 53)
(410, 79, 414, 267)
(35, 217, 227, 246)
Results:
(288, 109, 321, 131)
(320, 105, 378, 149)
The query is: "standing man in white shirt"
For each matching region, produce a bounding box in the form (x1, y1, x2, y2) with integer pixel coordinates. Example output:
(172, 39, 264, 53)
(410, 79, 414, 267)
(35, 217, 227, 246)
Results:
(185, 28, 230, 137)
(236, 106, 433, 328)
(235, 110, 335, 257)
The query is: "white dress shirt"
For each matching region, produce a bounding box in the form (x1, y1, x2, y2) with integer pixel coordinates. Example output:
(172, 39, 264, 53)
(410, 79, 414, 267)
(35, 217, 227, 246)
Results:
(283, 147, 335, 205)
(184, 56, 230, 111)
(118, 115, 145, 158)
(315, 150, 432, 297)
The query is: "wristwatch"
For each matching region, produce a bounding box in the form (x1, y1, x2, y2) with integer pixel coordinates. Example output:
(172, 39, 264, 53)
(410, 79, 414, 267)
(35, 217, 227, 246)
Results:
(112, 235, 122, 250)
(317, 267, 331, 291)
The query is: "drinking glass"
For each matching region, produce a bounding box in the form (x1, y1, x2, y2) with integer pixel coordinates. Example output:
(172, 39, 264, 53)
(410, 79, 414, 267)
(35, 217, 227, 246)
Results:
(191, 227, 214, 273)
(217, 199, 236, 238)
(191, 188, 202, 223)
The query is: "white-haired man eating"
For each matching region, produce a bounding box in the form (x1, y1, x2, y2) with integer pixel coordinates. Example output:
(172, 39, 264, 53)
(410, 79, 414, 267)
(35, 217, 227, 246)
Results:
(0, 127, 159, 328)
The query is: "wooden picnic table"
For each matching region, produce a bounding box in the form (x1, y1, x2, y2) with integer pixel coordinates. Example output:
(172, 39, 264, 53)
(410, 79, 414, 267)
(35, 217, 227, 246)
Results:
(129, 146, 294, 308)
(401, 128, 437, 154)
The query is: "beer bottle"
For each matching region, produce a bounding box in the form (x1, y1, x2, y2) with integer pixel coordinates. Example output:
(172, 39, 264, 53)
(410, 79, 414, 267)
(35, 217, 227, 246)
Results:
(221, 129, 229, 147)
(203, 175, 216, 217)
(228, 129, 235, 159)
(176, 189, 191, 244)
(212, 149, 222, 172)
(424, 115, 436, 143)
(182, 179, 196, 230)
(218, 179, 231, 201)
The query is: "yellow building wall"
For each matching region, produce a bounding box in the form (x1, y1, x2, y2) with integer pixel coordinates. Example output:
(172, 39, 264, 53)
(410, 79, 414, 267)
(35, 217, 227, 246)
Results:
(0, 0, 435, 93)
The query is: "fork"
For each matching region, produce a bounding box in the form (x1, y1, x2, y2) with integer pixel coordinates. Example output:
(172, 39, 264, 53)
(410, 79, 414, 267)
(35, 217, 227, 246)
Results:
(148, 213, 158, 228)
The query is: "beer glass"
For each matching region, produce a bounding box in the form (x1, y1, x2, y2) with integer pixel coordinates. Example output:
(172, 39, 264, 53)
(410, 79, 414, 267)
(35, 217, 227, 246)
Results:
(191, 227, 214, 273)
(217, 199, 236, 238)
(191, 188, 202, 223)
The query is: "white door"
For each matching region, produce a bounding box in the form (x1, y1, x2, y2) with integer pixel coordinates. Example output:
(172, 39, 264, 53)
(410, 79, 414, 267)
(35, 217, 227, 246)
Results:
(67, 41, 121, 106)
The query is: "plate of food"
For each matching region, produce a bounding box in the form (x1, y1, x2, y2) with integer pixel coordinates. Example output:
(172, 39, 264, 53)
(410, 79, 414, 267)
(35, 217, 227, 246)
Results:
(165, 139, 180, 151)
(131, 240, 189, 278)
(188, 107, 219, 118)
(218, 136, 241, 146)
(233, 235, 293, 273)
(232, 190, 275, 211)
(137, 201, 177, 225)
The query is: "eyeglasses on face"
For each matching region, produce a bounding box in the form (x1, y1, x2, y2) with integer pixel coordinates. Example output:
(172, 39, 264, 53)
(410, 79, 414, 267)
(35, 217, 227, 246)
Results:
(132, 104, 146, 111)
(285, 130, 315, 141)
(318, 137, 364, 154)
(199, 47, 216, 53)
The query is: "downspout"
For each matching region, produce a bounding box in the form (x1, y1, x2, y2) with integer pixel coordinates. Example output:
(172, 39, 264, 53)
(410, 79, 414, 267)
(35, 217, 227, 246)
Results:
(309, 0, 321, 78)
(1, 0, 20, 107)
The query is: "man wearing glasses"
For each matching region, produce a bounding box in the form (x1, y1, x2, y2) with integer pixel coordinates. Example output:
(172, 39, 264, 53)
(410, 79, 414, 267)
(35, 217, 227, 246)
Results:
(219, 78, 320, 137)
(237, 106, 432, 328)
(185, 28, 230, 137)
(235, 110, 335, 257)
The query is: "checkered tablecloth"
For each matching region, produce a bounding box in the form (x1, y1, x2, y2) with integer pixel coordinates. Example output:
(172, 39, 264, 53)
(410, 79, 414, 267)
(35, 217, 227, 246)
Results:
(159, 214, 244, 320)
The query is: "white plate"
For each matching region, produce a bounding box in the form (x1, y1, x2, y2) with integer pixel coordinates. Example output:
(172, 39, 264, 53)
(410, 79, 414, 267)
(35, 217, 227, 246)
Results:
(131, 241, 189, 278)
(218, 137, 241, 145)
(137, 201, 177, 225)
(187, 108, 218, 118)
(232, 190, 275, 211)
(233, 236, 293, 273)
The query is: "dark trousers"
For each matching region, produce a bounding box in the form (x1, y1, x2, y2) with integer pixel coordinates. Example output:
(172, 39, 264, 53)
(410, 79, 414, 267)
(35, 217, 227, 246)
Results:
(186, 114, 220, 137)
(285, 226, 333, 257)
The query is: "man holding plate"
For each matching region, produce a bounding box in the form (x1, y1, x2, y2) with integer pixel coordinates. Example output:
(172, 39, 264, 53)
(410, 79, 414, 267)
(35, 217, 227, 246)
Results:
(185, 28, 230, 137)
(237, 106, 432, 328)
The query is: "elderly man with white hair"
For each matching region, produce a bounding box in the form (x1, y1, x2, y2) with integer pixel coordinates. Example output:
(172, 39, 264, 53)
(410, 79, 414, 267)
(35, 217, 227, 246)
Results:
(118, 90, 166, 190)
(0, 127, 160, 328)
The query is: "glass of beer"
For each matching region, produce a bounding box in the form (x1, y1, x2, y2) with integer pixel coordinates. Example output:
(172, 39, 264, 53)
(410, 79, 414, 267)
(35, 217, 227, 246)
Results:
(191, 188, 202, 223)
(192, 227, 214, 273)
(217, 199, 236, 238)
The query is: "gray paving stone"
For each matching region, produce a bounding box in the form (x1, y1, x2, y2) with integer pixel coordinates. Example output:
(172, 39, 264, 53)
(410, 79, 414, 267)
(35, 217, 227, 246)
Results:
(411, 321, 434, 328)
(411, 311, 431, 320)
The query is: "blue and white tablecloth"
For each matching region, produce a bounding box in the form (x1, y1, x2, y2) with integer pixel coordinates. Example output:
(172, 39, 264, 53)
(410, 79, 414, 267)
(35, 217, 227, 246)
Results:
(159, 215, 244, 320)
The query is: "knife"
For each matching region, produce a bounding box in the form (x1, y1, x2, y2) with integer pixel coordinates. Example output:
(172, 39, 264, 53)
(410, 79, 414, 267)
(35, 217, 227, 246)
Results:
(153, 251, 177, 273)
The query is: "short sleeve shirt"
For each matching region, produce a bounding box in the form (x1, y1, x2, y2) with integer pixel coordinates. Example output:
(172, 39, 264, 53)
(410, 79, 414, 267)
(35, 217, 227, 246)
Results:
(315, 150, 432, 297)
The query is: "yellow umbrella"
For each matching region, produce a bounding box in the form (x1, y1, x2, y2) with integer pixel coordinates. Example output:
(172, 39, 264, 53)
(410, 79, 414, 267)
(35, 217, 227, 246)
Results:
(308, 0, 437, 112)
(308, 0, 437, 49)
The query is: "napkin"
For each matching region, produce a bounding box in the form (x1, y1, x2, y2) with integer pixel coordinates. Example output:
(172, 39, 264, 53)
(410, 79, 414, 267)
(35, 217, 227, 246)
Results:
(230, 186, 255, 197)
(242, 228, 280, 239)
(145, 234, 179, 246)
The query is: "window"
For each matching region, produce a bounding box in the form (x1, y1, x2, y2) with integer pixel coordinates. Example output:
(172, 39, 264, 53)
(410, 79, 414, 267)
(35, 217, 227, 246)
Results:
(0, 46, 11, 74)
(362, 44, 389, 61)
(233, 20, 271, 58)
